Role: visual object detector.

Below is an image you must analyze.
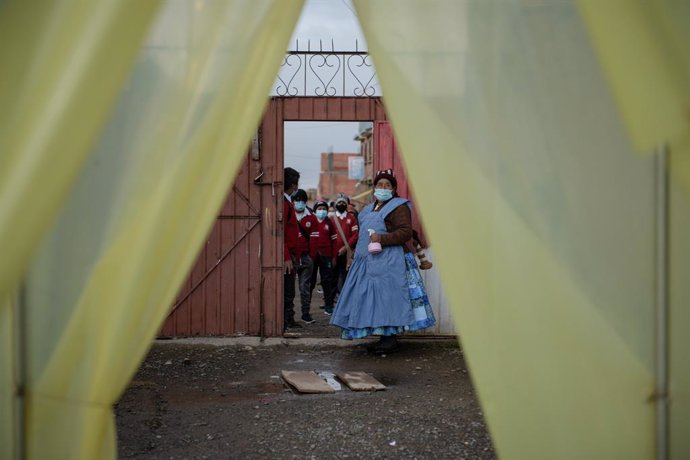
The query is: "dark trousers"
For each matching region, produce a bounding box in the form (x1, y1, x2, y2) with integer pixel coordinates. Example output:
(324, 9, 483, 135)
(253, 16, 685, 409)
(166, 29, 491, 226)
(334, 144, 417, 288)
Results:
(284, 267, 296, 322)
(295, 253, 314, 314)
(333, 253, 349, 295)
(310, 254, 336, 307)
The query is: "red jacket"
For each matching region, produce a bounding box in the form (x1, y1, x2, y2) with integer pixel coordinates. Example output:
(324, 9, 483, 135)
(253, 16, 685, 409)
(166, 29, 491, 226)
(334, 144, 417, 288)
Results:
(284, 197, 300, 261)
(293, 210, 311, 256)
(303, 214, 336, 259)
(332, 212, 358, 254)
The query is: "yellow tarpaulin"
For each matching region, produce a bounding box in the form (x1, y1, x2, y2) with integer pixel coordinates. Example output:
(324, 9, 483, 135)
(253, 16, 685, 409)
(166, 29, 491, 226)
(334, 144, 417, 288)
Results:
(1, 0, 688, 458)
(354, 0, 688, 458)
(0, 1, 304, 458)
(577, 1, 690, 457)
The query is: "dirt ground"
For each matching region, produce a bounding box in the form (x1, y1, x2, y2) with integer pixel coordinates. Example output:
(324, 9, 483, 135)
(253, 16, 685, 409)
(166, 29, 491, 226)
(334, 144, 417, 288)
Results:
(115, 337, 496, 459)
(116, 280, 495, 459)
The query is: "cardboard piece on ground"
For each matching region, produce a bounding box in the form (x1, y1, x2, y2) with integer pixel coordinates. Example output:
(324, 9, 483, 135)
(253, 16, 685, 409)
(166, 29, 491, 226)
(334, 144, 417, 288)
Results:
(337, 371, 386, 391)
(281, 370, 335, 393)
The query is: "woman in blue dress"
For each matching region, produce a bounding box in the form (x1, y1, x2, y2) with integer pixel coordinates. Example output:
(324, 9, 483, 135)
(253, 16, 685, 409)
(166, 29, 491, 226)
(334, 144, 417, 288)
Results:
(330, 169, 435, 354)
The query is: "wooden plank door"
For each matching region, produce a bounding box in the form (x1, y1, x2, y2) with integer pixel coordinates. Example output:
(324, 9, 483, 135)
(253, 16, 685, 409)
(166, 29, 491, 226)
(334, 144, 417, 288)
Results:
(162, 97, 391, 338)
(161, 129, 278, 336)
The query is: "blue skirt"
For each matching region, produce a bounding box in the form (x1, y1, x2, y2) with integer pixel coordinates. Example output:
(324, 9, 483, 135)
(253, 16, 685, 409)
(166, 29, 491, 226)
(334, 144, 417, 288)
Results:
(335, 253, 436, 340)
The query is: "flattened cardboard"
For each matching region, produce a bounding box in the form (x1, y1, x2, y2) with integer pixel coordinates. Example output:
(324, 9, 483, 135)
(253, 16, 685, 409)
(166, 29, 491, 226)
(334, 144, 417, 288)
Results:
(337, 371, 386, 391)
(281, 370, 335, 393)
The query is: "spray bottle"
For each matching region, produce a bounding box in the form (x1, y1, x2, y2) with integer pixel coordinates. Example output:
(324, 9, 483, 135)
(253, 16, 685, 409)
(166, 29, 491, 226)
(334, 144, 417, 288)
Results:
(367, 229, 382, 254)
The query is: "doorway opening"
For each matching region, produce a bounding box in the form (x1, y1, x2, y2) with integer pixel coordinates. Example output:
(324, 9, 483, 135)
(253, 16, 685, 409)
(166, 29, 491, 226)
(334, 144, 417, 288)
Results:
(284, 121, 373, 338)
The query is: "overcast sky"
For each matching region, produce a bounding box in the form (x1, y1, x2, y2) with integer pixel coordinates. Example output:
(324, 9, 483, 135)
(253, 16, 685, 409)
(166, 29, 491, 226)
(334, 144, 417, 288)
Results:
(288, 0, 366, 51)
(283, 0, 370, 191)
(285, 122, 367, 191)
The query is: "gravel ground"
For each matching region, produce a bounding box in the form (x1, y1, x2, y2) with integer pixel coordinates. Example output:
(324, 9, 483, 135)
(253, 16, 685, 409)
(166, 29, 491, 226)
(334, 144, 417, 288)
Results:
(115, 339, 496, 459)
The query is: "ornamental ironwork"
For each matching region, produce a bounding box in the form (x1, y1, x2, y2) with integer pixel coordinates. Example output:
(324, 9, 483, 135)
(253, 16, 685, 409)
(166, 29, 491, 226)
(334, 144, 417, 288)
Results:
(271, 40, 381, 97)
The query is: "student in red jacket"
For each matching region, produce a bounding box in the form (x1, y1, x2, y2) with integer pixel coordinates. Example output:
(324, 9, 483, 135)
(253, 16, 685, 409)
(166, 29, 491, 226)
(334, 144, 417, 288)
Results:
(291, 189, 315, 324)
(306, 200, 337, 315)
(283, 167, 302, 330)
(332, 193, 358, 296)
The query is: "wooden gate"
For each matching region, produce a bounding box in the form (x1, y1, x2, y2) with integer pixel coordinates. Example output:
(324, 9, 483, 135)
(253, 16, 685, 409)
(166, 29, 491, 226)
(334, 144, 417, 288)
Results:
(162, 97, 387, 337)
(374, 120, 427, 246)
(161, 138, 271, 337)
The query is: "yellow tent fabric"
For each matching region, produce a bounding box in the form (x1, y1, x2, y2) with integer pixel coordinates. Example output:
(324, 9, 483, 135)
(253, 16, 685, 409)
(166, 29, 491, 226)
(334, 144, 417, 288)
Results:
(0, 2, 160, 458)
(0, 0, 160, 305)
(1, 0, 304, 458)
(578, 1, 690, 457)
(354, 0, 687, 458)
(1, 0, 687, 458)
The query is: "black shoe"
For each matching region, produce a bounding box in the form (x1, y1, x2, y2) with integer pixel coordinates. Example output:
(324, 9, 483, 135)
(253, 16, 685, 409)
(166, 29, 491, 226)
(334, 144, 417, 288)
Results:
(285, 319, 303, 329)
(370, 336, 399, 354)
(301, 313, 315, 324)
(323, 306, 334, 316)
(366, 337, 384, 352)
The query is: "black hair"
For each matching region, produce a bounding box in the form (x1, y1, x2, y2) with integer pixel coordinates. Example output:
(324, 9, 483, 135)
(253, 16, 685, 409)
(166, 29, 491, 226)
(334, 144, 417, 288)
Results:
(314, 200, 328, 210)
(284, 167, 300, 189)
(292, 189, 308, 201)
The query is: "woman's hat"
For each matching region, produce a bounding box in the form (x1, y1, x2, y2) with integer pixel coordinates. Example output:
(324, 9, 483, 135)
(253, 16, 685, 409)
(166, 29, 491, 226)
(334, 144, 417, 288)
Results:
(373, 169, 397, 188)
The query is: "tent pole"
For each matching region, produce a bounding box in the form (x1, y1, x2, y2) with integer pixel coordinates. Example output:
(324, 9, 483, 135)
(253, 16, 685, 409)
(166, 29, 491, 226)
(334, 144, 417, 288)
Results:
(13, 283, 27, 460)
(655, 144, 669, 460)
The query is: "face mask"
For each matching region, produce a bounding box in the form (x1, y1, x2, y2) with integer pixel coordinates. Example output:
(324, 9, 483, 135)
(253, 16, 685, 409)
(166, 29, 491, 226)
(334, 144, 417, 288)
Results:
(328, 211, 336, 218)
(293, 201, 306, 212)
(315, 209, 328, 219)
(374, 188, 393, 202)
(335, 204, 347, 213)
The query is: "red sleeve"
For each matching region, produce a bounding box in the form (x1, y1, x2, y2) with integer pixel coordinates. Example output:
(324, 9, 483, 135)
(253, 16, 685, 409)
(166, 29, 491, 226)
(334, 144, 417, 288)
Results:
(347, 215, 359, 248)
(284, 199, 291, 261)
(283, 198, 299, 261)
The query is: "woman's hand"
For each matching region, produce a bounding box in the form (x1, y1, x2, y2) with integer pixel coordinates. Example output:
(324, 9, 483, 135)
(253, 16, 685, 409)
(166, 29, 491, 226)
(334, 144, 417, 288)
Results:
(370, 233, 382, 243)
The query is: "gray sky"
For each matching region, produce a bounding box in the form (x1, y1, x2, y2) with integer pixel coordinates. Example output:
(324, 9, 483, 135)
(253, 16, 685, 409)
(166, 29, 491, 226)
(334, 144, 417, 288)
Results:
(288, 0, 366, 51)
(283, 0, 370, 191)
(284, 122, 366, 191)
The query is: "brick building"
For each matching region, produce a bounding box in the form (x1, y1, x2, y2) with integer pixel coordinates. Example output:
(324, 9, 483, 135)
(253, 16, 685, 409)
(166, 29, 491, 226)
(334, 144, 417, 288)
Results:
(317, 152, 360, 201)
